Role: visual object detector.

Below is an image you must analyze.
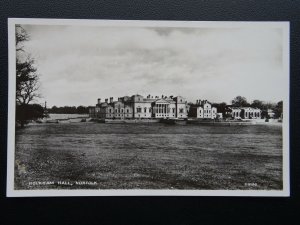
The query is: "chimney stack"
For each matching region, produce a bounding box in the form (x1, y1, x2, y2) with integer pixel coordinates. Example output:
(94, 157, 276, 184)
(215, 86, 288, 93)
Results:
(105, 98, 108, 103)
(110, 97, 113, 103)
(97, 98, 101, 104)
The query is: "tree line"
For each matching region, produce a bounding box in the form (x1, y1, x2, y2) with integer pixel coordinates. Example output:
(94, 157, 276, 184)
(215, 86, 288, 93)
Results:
(48, 106, 89, 114)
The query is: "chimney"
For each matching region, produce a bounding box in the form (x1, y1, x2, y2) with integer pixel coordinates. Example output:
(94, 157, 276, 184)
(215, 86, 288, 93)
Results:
(105, 98, 108, 103)
(162, 95, 164, 98)
(110, 97, 113, 103)
(97, 98, 101, 104)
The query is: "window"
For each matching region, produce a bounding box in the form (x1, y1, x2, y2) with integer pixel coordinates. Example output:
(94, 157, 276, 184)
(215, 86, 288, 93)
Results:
(127, 109, 129, 113)
(144, 107, 147, 113)
(137, 107, 141, 113)
(179, 108, 184, 113)
(115, 109, 118, 113)
(149, 108, 152, 113)
(121, 109, 123, 113)
(172, 108, 175, 113)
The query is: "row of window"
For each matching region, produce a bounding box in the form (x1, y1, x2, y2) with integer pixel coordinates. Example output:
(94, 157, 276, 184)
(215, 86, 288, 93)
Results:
(245, 112, 260, 117)
(137, 107, 151, 113)
(200, 109, 213, 113)
(107, 114, 132, 117)
(109, 108, 131, 113)
(232, 112, 260, 117)
(108, 107, 186, 114)
(156, 114, 175, 117)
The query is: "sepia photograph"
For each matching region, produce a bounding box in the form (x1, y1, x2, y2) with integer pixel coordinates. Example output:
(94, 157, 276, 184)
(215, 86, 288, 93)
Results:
(7, 19, 289, 196)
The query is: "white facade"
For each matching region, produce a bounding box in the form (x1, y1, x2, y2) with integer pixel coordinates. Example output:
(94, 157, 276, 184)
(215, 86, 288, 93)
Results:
(134, 101, 152, 118)
(228, 107, 261, 119)
(242, 107, 261, 119)
(192, 101, 217, 119)
(153, 99, 176, 118)
(174, 96, 188, 119)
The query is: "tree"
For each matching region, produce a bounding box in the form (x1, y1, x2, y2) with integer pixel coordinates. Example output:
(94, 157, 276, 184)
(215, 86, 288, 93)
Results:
(261, 110, 269, 119)
(15, 25, 42, 127)
(232, 96, 249, 107)
(212, 102, 227, 117)
(16, 104, 44, 126)
(274, 101, 283, 118)
(251, 100, 264, 109)
(77, 106, 88, 114)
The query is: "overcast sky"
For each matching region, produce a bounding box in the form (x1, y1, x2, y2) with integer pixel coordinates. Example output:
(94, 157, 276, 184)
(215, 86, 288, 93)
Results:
(21, 24, 286, 107)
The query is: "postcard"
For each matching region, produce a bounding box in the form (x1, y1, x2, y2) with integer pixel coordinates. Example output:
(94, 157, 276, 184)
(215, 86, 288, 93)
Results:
(7, 18, 289, 196)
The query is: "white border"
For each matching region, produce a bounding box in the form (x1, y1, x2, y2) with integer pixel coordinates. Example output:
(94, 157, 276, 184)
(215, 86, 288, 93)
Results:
(7, 18, 290, 197)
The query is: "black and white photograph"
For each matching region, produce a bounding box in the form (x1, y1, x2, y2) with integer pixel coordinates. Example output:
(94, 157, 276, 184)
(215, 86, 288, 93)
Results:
(7, 19, 289, 196)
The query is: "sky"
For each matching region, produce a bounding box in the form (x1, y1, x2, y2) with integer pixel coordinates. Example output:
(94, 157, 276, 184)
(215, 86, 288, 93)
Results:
(21, 23, 287, 107)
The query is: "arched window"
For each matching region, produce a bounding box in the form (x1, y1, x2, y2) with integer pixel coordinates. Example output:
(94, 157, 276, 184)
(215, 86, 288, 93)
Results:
(144, 107, 147, 113)
(149, 108, 152, 113)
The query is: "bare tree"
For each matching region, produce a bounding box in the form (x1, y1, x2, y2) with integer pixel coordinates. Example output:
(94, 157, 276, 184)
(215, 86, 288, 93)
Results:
(15, 25, 43, 127)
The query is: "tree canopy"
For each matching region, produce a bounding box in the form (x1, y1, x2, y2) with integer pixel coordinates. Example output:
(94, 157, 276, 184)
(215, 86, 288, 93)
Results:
(231, 96, 249, 107)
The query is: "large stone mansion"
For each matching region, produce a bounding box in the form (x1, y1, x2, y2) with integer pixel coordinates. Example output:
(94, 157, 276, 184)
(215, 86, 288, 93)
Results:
(89, 94, 188, 119)
(89, 94, 263, 120)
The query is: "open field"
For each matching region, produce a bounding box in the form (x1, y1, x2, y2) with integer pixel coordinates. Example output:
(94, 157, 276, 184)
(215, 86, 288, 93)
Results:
(14, 122, 282, 190)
